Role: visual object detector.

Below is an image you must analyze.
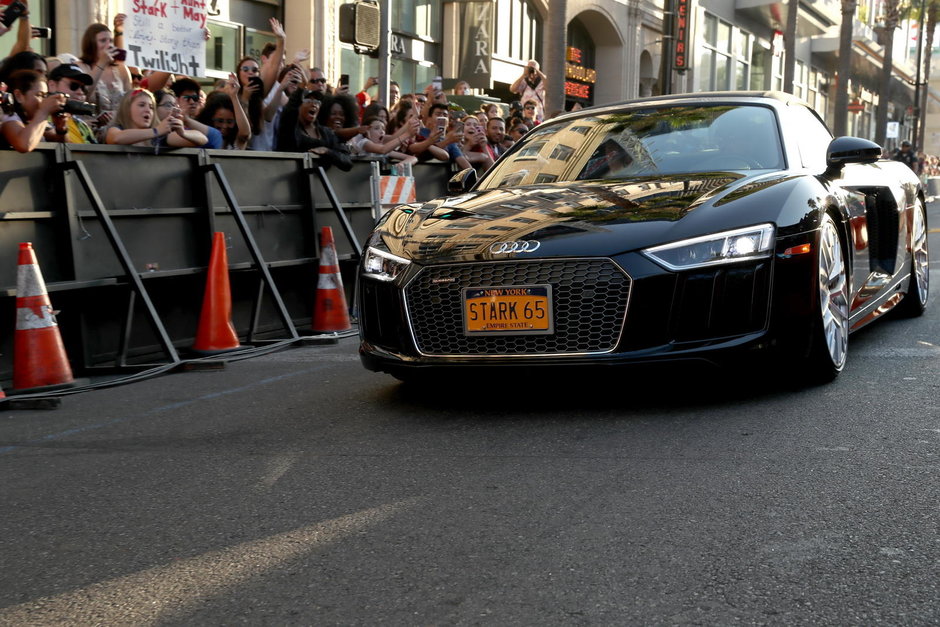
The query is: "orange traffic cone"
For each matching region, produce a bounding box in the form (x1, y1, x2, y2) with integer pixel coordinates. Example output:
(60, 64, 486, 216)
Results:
(311, 227, 352, 333)
(192, 232, 241, 353)
(13, 242, 74, 391)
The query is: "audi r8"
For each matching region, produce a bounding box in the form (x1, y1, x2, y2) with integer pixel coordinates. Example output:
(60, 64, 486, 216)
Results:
(357, 92, 929, 384)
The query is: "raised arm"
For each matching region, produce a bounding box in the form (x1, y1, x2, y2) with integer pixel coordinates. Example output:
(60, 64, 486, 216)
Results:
(223, 74, 251, 149)
(9, 0, 30, 56)
(260, 18, 286, 96)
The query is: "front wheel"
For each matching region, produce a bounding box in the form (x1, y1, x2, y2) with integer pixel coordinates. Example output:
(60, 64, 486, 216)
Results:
(804, 214, 850, 384)
(896, 198, 929, 317)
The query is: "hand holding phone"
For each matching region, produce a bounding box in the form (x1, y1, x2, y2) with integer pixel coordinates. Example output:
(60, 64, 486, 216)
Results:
(339, 74, 349, 89)
(1, 1, 27, 28)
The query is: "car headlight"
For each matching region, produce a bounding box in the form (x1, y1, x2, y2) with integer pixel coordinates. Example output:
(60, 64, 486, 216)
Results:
(362, 246, 411, 282)
(642, 223, 775, 271)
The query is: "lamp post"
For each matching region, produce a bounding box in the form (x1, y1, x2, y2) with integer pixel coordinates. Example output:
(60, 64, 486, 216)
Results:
(913, 0, 928, 147)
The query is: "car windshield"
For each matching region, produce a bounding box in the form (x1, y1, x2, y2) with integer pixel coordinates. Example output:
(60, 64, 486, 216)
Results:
(478, 104, 785, 190)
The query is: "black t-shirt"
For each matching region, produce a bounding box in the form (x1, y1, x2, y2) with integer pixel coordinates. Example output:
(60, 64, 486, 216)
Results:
(893, 148, 918, 171)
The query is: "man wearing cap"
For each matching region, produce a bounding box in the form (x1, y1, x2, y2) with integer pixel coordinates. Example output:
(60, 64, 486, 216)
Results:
(46, 64, 96, 144)
(893, 140, 919, 173)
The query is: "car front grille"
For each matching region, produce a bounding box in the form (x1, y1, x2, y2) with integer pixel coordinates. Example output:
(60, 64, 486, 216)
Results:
(404, 259, 631, 356)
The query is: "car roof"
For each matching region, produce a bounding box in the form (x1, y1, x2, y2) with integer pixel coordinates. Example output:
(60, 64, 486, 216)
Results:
(566, 91, 811, 118)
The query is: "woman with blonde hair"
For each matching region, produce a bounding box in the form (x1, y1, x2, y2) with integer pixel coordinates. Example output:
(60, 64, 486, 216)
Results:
(105, 88, 207, 148)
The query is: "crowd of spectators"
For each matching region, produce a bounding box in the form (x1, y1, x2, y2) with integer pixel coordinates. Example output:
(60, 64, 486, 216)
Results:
(0, 4, 556, 179)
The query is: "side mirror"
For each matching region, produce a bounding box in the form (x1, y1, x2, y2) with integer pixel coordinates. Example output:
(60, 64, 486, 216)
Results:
(825, 136, 882, 176)
(448, 168, 477, 195)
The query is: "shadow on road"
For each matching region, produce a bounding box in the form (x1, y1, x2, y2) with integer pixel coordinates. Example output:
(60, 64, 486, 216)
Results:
(375, 361, 813, 417)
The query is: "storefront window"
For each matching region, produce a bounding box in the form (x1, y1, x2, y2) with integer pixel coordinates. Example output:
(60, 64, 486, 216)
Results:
(699, 14, 746, 92)
(206, 20, 242, 80)
(770, 53, 783, 91)
(246, 28, 275, 62)
(0, 2, 46, 58)
(750, 45, 768, 90)
(697, 47, 715, 92)
(393, 0, 440, 39)
(734, 31, 751, 90)
(494, 0, 542, 62)
(341, 48, 376, 99)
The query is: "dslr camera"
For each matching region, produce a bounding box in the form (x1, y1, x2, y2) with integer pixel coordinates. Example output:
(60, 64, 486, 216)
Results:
(63, 99, 98, 116)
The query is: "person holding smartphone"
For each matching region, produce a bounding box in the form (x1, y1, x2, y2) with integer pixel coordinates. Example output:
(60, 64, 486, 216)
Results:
(75, 20, 131, 131)
(458, 115, 494, 172)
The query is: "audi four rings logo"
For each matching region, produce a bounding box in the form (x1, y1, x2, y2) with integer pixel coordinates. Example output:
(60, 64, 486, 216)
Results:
(489, 240, 541, 254)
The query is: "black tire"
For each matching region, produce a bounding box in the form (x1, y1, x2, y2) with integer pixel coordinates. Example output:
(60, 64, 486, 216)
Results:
(804, 214, 850, 384)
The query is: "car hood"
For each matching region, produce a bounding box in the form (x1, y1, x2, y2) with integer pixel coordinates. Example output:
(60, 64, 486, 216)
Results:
(374, 172, 799, 263)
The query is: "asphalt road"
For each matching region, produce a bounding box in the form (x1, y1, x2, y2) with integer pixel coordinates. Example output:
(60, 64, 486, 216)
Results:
(1, 203, 939, 625)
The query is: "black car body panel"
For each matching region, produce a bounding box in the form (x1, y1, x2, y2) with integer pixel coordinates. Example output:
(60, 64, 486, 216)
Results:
(357, 92, 927, 381)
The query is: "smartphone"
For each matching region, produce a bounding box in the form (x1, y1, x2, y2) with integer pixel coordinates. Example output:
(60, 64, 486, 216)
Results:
(339, 73, 349, 88)
(31, 26, 52, 38)
(1, 0, 27, 28)
(112, 48, 127, 62)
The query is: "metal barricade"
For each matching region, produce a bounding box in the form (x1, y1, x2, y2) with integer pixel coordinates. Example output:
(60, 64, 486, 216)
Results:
(0, 144, 452, 382)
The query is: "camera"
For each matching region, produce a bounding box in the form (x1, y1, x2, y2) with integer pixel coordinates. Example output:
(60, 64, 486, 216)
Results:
(63, 99, 98, 116)
(0, 91, 13, 115)
(32, 26, 52, 38)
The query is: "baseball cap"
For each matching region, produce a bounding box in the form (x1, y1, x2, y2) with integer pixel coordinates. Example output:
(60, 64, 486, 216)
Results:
(49, 63, 93, 85)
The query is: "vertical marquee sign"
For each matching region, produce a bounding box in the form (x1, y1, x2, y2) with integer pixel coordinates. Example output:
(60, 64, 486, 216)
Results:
(564, 46, 597, 104)
(674, 0, 691, 71)
(457, 0, 494, 89)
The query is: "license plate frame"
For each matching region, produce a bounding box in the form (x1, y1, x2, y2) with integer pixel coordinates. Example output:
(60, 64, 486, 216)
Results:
(462, 285, 554, 336)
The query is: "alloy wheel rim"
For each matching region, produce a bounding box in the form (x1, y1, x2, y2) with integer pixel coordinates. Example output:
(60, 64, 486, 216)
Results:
(818, 218, 849, 368)
(912, 202, 929, 306)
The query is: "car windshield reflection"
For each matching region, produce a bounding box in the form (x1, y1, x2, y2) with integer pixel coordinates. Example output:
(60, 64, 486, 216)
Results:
(479, 104, 785, 190)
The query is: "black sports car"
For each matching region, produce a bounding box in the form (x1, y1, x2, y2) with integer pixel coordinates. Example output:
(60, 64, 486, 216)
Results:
(357, 92, 929, 383)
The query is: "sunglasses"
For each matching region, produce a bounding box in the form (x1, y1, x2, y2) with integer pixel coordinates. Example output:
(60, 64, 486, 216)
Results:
(416, 98, 427, 103)
(240, 66, 260, 73)
(309, 78, 327, 84)
(524, 105, 536, 110)
(180, 94, 200, 102)
(212, 118, 236, 125)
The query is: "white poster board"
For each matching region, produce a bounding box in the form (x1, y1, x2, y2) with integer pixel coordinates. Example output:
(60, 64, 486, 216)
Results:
(125, 1, 208, 77)
(886, 121, 900, 139)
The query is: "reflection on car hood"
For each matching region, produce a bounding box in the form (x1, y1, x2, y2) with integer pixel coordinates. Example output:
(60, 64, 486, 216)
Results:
(377, 172, 792, 263)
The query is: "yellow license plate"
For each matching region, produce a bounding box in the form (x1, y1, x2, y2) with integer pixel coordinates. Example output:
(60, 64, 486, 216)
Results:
(463, 285, 554, 335)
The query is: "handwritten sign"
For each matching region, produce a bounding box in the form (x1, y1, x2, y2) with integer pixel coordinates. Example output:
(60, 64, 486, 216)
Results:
(125, 0, 207, 77)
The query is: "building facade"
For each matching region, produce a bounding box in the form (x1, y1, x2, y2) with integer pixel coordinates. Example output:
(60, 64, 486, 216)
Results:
(29, 0, 940, 152)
